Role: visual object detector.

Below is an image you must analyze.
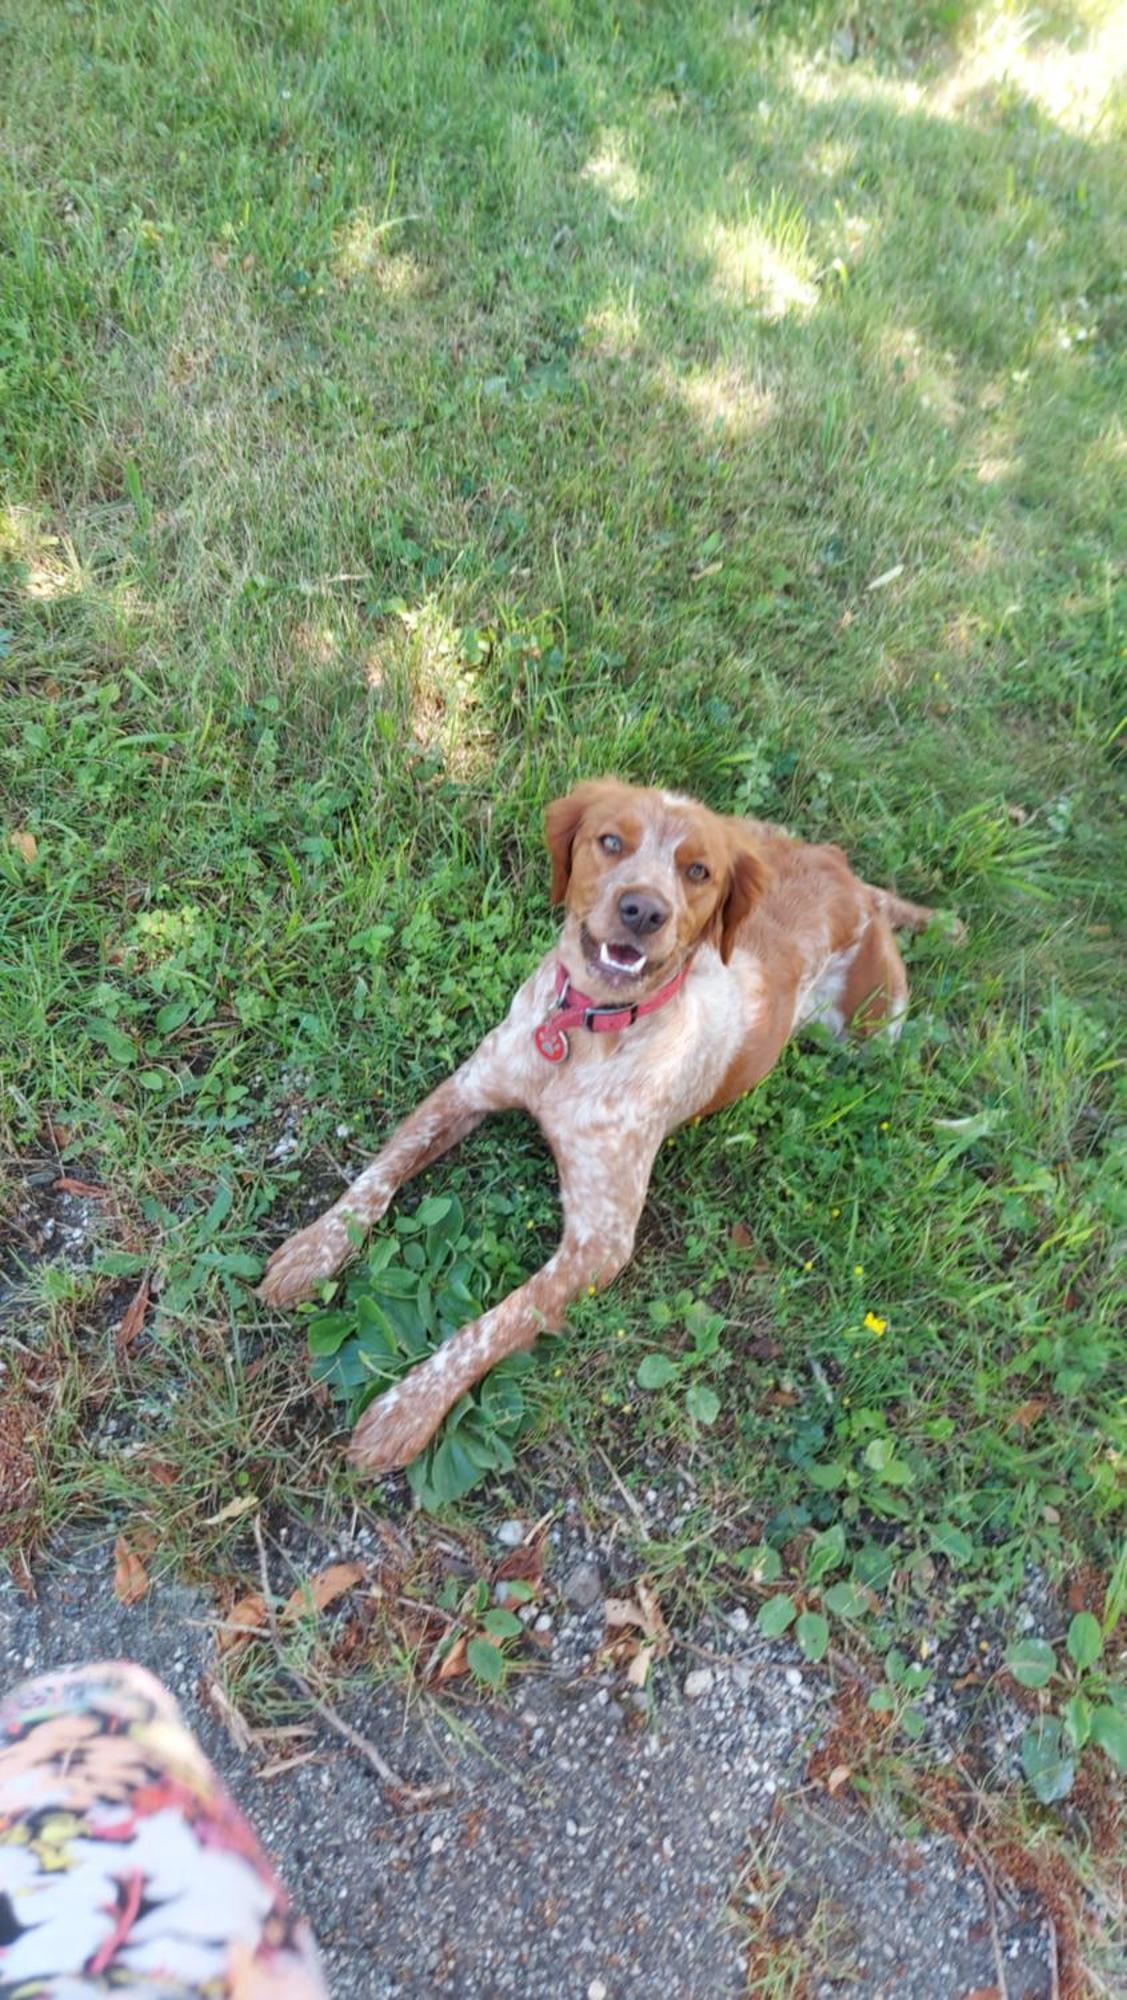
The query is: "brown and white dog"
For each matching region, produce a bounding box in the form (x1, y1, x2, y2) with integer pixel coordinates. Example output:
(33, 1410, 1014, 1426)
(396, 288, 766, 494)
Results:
(258, 780, 956, 1472)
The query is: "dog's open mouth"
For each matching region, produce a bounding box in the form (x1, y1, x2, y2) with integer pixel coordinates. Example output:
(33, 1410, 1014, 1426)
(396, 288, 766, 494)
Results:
(580, 925, 650, 983)
(599, 939, 646, 975)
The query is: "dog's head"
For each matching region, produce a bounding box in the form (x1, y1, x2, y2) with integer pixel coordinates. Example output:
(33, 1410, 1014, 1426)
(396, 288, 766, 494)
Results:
(544, 779, 769, 998)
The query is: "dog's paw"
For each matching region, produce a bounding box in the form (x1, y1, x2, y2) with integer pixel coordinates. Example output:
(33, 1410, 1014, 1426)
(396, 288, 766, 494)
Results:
(256, 1215, 353, 1307)
(347, 1382, 445, 1475)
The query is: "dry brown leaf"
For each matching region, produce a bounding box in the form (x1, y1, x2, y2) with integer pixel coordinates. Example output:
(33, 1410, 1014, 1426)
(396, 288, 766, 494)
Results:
(742, 1337, 777, 1367)
(10, 830, 37, 863)
(635, 1579, 668, 1648)
(144, 1460, 179, 1488)
(729, 1221, 753, 1249)
(436, 1634, 469, 1683)
(495, 1536, 545, 1588)
(52, 1177, 107, 1198)
(826, 1764, 852, 1794)
(1010, 1397, 1048, 1431)
(113, 1537, 150, 1606)
(259, 1750, 323, 1779)
(116, 1276, 150, 1352)
(625, 1642, 655, 1689)
(605, 1596, 646, 1631)
(205, 1494, 260, 1527)
(963, 1989, 1001, 2000)
(606, 1580, 668, 1651)
(282, 1561, 366, 1622)
(218, 1591, 269, 1655)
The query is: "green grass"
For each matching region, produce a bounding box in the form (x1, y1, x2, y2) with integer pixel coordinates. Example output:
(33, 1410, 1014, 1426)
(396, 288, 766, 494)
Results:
(1, 0, 1124, 1705)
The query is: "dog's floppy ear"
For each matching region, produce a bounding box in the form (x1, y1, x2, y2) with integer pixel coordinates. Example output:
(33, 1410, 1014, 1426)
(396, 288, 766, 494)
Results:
(544, 781, 606, 905)
(716, 836, 771, 963)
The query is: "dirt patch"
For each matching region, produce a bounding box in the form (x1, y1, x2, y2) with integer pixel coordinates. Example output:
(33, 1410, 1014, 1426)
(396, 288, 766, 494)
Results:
(0, 1514, 1058, 2000)
(0, 1384, 36, 1552)
(0, 1158, 107, 1298)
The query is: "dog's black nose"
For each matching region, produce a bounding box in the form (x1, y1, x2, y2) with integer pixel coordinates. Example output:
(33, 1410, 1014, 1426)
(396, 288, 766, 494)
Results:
(618, 891, 670, 937)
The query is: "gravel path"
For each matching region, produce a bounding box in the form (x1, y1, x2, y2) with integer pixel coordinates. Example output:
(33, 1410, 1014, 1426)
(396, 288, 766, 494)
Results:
(0, 1531, 1053, 2000)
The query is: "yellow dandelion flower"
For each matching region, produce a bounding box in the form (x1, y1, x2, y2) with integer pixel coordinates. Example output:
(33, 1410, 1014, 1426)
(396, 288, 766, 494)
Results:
(831, 1206, 841, 1218)
(863, 1311, 887, 1336)
(587, 1284, 597, 1297)
(853, 1263, 864, 1277)
(615, 1327, 626, 1338)
(803, 1259, 813, 1272)
(879, 1120, 890, 1131)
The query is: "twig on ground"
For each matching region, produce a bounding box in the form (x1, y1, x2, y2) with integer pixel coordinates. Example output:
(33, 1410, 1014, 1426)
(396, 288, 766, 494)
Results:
(593, 1442, 652, 1535)
(979, 1852, 1010, 2000)
(206, 1675, 254, 1754)
(1045, 1907, 1060, 2000)
(251, 1515, 451, 1808)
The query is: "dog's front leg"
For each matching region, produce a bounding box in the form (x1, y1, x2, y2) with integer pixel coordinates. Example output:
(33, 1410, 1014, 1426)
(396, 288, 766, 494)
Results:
(347, 1132, 659, 1474)
(257, 1045, 516, 1308)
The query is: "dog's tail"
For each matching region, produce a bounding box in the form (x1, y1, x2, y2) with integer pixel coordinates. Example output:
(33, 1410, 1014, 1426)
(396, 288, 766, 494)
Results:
(869, 885, 966, 942)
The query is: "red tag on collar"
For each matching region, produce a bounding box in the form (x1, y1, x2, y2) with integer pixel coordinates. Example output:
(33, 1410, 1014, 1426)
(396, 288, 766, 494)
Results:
(533, 1020, 570, 1063)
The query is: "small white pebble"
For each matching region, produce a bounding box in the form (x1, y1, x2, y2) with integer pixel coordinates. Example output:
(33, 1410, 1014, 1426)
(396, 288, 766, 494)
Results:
(683, 1668, 714, 1700)
(588, 1983, 608, 2000)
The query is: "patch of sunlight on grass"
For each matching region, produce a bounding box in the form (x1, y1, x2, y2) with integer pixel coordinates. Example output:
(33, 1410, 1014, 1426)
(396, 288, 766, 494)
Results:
(879, 325, 964, 430)
(808, 136, 860, 181)
(663, 362, 776, 438)
(370, 600, 493, 781)
(290, 618, 340, 667)
(581, 128, 644, 207)
(703, 206, 818, 322)
(933, 6, 1127, 135)
(976, 451, 1018, 485)
(582, 296, 642, 358)
(943, 609, 991, 659)
(0, 506, 86, 600)
(788, 56, 927, 117)
(332, 207, 424, 293)
(789, 3, 1125, 138)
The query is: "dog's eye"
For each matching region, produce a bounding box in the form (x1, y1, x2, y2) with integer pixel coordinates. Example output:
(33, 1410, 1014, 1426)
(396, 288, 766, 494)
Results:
(599, 833, 623, 855)
(686, 861, 710, 882)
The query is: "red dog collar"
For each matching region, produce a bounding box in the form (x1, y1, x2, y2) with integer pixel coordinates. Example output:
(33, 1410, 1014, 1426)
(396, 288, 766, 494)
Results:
(534, 958, 693, 1063)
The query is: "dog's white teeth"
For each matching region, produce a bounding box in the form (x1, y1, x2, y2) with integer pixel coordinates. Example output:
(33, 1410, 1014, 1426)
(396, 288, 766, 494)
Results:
(599, 941, 646, 974)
